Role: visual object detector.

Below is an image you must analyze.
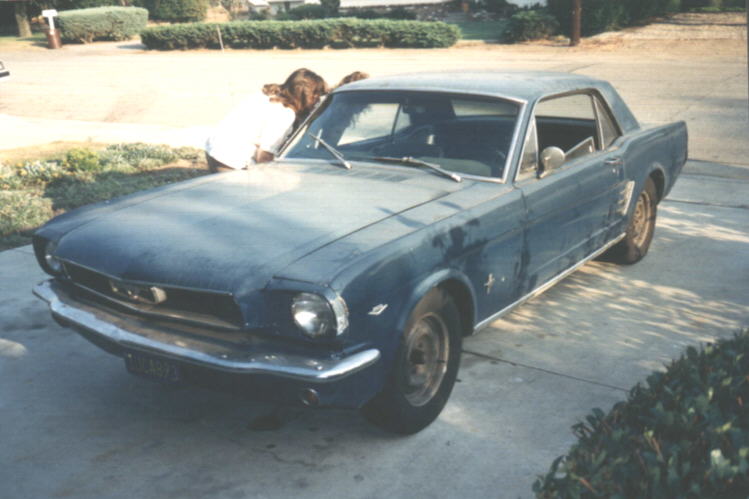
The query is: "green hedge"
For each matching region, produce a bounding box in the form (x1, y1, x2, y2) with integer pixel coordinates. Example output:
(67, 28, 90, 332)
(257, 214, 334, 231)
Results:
(503, 10, 559, 42)
(58, 6, 148, 43)
(135, 0, 208, 23)
(140, 19, 460, 50)
(534, 331, 749, 497)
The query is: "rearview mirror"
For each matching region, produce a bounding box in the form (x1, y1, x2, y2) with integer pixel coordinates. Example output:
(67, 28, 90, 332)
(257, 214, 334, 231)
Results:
(538, 146, 565, 178)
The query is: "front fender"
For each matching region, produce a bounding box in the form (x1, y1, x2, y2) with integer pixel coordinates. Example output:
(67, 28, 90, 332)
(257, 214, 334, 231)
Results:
(365, 267, 476, 375)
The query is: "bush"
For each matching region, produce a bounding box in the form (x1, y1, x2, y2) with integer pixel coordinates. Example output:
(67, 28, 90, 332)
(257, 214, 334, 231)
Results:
(547, 0, 681, 37)
(346, 7, 416, 20)
(57, 0, 120, 9)
(62, 148, 101, 172)
(57, 6, 148, 43)
(683, 0, 746, 10)
(0, 190, 53, 240)
(279, 4, 328, 20)
(480, 0, 519, 17)
(503, 9, 559, 42)
(383, 7, 417, 20)
(140, 19, 460, 50)
(534, 331, 749, 498)
(0, 144, 205, 249)
(547, 0, 626, 36)
(137, 0, 208, 22)
(319, 0, 339, 16)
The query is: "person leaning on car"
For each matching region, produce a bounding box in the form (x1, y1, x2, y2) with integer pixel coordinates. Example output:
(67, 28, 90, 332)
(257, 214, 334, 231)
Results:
(204, 68, 329, 173)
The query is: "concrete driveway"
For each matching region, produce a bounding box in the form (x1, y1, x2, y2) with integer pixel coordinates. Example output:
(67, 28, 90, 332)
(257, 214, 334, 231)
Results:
(1, 21, 748, 499)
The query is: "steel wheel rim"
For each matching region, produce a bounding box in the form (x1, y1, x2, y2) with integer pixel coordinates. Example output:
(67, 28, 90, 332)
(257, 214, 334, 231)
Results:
(402, 313, 449, 407)
(631, 190, 652, 247)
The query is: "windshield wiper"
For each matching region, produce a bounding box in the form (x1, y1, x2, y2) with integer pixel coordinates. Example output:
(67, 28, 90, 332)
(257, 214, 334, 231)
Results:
(308, 132, 351, 170)
(372, 156, 462, 183)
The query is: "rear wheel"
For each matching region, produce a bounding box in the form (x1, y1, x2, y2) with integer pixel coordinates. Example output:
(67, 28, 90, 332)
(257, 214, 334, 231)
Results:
(605, 177, 658, 264)
(362, 288, 461, 434)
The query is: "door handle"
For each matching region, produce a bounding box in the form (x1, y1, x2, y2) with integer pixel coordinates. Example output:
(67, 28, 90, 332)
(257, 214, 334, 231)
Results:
(605, 157, 623, 174)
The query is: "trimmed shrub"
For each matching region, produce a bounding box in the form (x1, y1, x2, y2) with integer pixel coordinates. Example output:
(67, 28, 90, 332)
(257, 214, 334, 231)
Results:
(138, 0, 208, 22)
(534, 331, 749, 498)
(57, 6, 148, 43)
(503, 9, 559, 42)
(140, 19, 460, 50)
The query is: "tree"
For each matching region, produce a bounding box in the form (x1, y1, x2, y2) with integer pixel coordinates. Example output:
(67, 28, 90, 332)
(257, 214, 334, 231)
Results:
(570, 0, 581, 46)
(12, 0, 33, 37)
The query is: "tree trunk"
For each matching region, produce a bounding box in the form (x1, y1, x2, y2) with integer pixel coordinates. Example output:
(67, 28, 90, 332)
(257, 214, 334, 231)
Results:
(570, 0, 581, 47)
(15, 1, 33, 38)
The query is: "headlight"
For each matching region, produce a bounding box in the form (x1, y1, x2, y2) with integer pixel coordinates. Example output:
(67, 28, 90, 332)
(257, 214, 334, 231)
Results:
(44, 240, 63, 274)
(291, 292, 348, 339)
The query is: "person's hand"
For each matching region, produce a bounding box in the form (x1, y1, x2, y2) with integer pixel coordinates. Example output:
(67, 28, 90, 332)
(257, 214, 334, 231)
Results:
(255, 149, 274, 163)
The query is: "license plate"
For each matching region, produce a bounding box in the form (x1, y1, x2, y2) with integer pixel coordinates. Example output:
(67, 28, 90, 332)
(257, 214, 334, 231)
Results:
(124, 351, 181, 383)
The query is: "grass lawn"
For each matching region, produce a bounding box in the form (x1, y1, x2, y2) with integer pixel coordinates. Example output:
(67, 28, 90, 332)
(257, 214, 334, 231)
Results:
(450, 20, 508, 41)
(0, 33, 46, 50)
(0, 143, 208, 251)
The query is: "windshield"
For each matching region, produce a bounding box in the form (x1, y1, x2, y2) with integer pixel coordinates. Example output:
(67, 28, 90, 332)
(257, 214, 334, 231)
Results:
(282, 91, 520, 179)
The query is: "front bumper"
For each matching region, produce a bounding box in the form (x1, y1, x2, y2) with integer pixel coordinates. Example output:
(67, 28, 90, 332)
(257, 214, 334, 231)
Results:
(34, 280, 382, 405)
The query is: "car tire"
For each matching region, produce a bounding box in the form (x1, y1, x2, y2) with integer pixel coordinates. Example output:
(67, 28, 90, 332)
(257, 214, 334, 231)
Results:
(605, 177, 658, 264)
(362, 288, 461, 434)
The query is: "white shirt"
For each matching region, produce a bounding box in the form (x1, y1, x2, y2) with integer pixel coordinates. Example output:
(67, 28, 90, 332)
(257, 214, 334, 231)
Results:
(205, 93, 296, 169)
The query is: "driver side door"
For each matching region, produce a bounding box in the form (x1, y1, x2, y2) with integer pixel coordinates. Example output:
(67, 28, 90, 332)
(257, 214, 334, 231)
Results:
(514, 91, 625, 294)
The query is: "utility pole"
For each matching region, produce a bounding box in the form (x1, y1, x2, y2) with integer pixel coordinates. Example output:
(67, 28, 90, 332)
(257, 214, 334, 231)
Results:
(570, 0, 582, 47)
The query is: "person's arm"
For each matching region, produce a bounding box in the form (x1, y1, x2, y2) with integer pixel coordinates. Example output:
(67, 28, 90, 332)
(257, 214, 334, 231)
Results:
(255, 105, 296, 164)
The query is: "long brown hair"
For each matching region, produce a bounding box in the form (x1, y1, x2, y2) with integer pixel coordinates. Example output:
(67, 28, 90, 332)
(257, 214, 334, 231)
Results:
(335, 71, 369, 89)
(268, 68, 329, 127)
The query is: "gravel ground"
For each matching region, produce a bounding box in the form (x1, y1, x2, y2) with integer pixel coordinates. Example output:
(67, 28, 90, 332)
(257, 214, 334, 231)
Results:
(592, 12, 747, 41)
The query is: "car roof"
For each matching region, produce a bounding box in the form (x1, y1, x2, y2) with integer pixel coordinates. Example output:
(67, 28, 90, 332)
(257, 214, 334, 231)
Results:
(333, 71, 607, 103)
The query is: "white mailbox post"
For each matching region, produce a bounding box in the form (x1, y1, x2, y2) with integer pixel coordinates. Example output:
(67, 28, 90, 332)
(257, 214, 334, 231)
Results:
(41, 9, 62, 49)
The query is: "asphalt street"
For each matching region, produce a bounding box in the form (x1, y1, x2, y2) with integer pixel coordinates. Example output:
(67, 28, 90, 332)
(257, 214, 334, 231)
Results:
(1, 28, 748, 499)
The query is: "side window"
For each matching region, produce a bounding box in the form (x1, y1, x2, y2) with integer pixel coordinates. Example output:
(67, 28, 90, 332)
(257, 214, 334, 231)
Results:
(535, 93, 597, 162)
(594, 96, 621, 149)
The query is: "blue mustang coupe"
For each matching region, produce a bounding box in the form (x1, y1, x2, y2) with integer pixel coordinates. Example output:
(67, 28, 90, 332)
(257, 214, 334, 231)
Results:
(33, 72, 687, 433)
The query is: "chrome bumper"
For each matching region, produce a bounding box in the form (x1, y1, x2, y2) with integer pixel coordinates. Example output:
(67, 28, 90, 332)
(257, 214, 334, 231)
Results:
(33, 280, 380, 383)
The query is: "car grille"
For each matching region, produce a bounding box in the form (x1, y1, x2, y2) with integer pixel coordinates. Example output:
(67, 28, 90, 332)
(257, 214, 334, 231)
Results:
(62, 262, 244, 330)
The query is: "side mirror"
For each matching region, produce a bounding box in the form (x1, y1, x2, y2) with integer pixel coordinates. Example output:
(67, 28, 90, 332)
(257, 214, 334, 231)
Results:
(538, 146, 565, 178)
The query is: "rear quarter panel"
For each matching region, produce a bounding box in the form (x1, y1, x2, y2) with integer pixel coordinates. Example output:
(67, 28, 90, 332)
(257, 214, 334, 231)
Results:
(619, 121, 688, 203)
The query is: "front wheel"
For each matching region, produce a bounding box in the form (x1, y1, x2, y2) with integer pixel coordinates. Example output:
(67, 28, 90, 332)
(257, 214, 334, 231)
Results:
(362, 288, 461, 434)
(605, 177, 658, 264)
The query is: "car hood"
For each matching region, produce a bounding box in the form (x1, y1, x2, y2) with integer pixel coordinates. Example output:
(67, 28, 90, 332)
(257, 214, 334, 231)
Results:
(53, 162, 467, 295)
